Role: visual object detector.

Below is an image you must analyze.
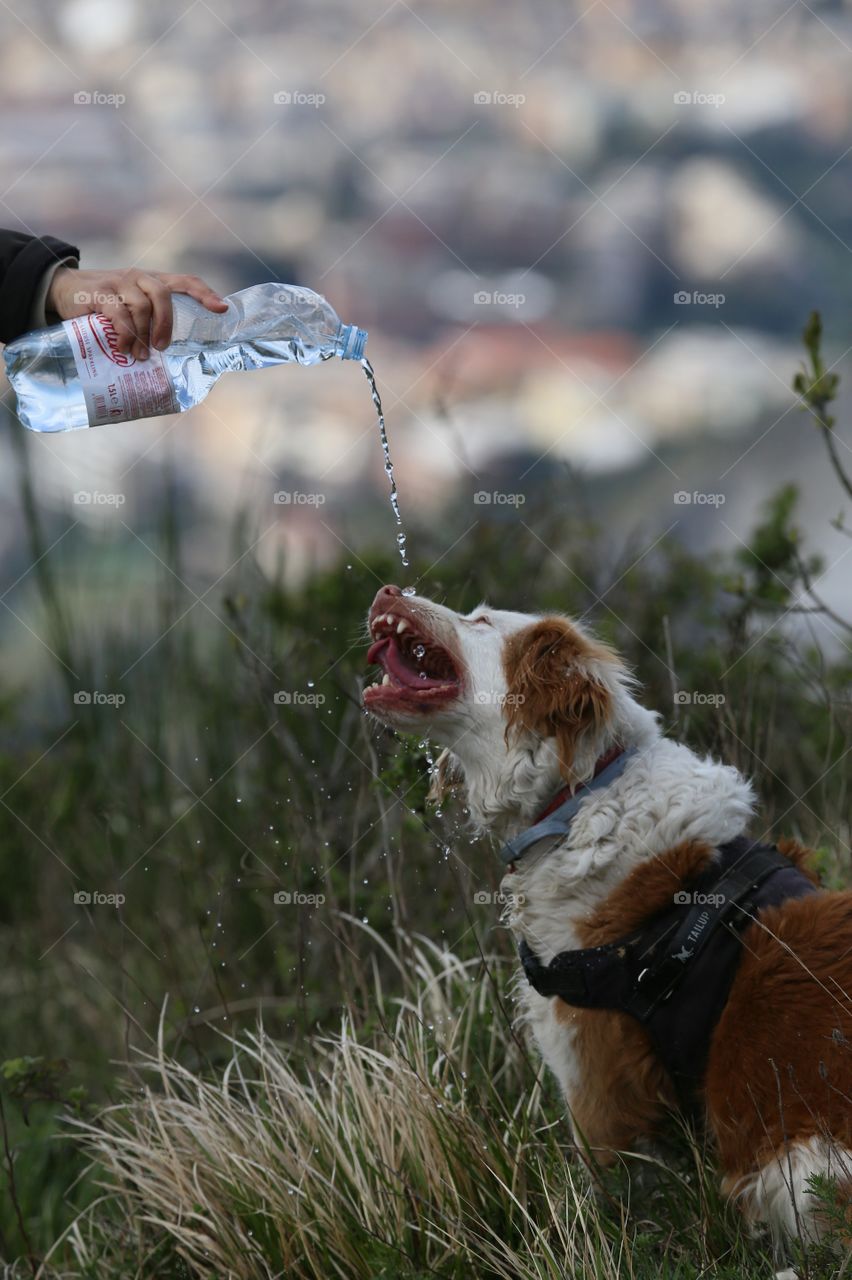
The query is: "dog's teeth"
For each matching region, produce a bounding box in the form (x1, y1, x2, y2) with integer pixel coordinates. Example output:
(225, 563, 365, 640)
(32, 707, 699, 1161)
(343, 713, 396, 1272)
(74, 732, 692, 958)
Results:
(382, 674, 391, 685)
(397, 619, 409, 633)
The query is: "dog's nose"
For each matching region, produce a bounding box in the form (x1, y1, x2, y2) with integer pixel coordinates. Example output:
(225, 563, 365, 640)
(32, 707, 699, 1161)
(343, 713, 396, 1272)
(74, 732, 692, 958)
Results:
(372, 584, 403, 610)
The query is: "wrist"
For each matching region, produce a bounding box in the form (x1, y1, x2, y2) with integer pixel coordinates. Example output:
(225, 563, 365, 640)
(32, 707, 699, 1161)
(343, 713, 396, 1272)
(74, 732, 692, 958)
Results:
(45, 264, 77, 317)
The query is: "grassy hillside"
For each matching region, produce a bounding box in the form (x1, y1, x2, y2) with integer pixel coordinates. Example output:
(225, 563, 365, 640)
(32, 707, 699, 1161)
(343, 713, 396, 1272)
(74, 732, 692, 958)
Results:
(1, 319, 850, 1277)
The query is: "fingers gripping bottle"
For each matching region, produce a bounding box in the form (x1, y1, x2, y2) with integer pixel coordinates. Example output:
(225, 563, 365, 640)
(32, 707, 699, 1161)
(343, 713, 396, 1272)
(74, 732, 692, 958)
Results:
(3, 283, 367, 433)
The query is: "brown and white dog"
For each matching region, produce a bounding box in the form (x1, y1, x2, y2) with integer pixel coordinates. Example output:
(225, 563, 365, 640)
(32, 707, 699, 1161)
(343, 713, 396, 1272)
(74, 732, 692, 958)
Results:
(363, 583, 852, 1245)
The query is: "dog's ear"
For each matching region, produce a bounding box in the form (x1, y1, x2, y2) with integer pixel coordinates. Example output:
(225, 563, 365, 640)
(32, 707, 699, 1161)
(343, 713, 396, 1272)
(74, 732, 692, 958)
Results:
(502, 619, 615, 778)
(427, 747, 464, 805)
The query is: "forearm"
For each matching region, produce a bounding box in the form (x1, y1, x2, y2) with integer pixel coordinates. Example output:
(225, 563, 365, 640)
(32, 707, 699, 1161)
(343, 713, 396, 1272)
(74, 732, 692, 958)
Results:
(0, 231, 80, 344)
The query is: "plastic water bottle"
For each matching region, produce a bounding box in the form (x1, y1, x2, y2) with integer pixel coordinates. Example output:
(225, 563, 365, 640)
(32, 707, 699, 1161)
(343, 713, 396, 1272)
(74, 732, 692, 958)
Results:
(3, 283, 367, 433)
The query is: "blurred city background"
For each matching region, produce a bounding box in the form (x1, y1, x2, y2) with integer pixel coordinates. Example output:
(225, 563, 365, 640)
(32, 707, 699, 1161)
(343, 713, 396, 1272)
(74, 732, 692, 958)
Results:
(1, 0, 851, 690)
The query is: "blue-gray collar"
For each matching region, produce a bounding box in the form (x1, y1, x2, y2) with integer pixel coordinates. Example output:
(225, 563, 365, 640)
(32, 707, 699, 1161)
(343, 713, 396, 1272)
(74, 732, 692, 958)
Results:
(498, 747, 638, 866)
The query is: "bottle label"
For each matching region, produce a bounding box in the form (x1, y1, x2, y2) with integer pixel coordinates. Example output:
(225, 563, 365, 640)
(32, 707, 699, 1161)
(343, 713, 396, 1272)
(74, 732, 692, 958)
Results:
(62, 313, 178, 426)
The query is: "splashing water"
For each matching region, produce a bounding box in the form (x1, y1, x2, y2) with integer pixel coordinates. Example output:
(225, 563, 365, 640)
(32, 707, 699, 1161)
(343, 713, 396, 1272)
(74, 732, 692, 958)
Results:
(420, 738, 436, 789)
(362, 358, 409, 569)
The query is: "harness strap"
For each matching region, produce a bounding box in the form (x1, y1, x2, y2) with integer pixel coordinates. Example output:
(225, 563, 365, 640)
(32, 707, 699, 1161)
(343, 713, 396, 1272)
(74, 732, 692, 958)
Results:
(520, 842, 801, 1016)
(632, 845, 804, 1018)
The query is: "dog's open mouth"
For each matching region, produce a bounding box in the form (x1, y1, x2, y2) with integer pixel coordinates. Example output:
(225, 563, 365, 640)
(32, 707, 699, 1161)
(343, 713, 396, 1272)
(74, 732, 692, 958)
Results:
(364, 606, 461, 712)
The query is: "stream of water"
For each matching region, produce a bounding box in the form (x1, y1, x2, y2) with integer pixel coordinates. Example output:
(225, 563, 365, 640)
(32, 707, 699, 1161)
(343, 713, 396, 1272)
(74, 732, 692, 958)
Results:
(361, 358, 411, 577)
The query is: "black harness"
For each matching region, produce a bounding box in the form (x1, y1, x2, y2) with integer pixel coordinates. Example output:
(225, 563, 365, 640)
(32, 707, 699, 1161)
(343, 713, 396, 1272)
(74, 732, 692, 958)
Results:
(504, 763, 818, 1104)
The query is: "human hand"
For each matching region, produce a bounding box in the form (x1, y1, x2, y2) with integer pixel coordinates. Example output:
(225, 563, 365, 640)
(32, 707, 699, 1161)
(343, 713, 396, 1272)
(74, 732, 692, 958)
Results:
(46, 267, 228, 360)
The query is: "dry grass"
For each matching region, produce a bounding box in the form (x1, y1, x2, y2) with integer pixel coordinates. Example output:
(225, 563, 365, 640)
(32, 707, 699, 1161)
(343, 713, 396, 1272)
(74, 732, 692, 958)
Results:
(39, 926, 795, 1280)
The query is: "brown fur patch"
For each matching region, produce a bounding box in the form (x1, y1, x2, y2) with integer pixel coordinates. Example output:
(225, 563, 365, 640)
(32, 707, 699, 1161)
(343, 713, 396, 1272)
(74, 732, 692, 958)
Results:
(704, 889, 852, 1189)
(555, 1001, 674, 1163)
(502, 618, 617, 779)
(775, 836, 821, 885)
(580, 838, 717, 942)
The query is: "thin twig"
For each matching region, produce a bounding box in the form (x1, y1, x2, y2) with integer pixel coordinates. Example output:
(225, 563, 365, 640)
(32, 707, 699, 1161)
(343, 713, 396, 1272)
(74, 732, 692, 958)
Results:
(0, 1091, 39, 1278)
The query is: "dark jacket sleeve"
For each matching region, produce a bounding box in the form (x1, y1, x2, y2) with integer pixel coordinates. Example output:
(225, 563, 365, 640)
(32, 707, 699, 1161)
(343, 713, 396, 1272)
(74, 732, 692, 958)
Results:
(0, 229, 79, 344)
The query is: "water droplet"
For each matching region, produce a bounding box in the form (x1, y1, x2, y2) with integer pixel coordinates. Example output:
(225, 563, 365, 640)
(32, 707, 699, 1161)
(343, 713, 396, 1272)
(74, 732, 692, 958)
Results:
(402, 586, 416, 597)
(413, 643, 426, 660)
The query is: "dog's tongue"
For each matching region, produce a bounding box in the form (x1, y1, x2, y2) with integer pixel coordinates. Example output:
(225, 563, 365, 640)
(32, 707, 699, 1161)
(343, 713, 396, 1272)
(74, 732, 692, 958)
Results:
(366, 637, 390, 667)
(366, 635, 452, 689)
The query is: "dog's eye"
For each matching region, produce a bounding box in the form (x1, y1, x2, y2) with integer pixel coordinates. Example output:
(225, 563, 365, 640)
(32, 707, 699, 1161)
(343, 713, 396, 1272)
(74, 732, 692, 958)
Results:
(471, 615, 492, 626)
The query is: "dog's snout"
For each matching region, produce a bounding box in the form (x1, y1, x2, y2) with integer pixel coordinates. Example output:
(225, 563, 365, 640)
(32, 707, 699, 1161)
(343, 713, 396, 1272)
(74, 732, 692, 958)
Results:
(372, 584, 403, 611)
